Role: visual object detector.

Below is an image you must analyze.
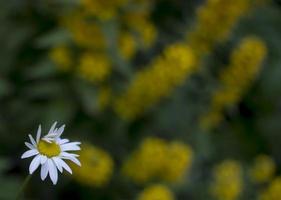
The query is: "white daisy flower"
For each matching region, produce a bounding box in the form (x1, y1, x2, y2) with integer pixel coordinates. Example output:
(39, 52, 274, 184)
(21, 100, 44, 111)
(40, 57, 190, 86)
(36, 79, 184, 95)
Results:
(21, 122, 81, 185)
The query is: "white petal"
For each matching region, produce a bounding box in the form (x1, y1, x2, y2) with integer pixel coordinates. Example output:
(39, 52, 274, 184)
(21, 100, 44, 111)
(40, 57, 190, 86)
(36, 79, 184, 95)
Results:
(25, 142, 35, 150)
(29, 155, 41, 174)
(62, 156, 81, 166)
(60, 152, 79, 158)
(60, 143, 81, 151)
(53, 128, 58, 134)
(52, 157, 63, 173)
(42, 138, 52, 143)
(58, 159, 72, 174)
(41, 161, 49, 180)
(40, 155, 48, 164)
(58, 138, 69, 145)
(49, 132, 59, 137)
(48, 121, 57, 134)
(69, 142, 81, 145)
(56, 125, 65, 138)
(36, 125, 41, 143)
(46, 133, 57, 137)
(21, 149, 39, 159)
(48, 159, 58, 185)
(29, 134, 37, 147)
(70, 157, 81, 166)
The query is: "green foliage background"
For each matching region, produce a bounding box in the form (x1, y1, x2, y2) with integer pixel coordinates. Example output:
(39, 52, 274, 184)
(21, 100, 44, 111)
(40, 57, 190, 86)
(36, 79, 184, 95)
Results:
(0, 0, 281, 199)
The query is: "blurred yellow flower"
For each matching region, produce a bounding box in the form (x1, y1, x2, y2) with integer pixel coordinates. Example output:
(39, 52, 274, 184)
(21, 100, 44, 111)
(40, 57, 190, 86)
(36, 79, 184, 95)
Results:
(122, 5, 153, 27)
(78, 52, 112, 83)
(80, 0, 128, 20)
(118, 32, 137, 60)
(71, 144, 114, 187)
(219, 37, 267, 92)
(259, 177, 281, 200)
(122, 137, 167, 183)
(136, 20, 157, 49)
(250, 155, 276, 184)
(161, 141, 193, 183)
(49, 46, 72, 71)
(188, 0, 250, 54)
(123, 137, 193, 184)
(97, 86, 112, 111)
(62, 12, 107, 49)
(200, 110, 224, 131)
(114, 43, 196, 120)
(210, 160, 243, 200)
(200, 37, 267, 130)
(123, 10, 157, 49)
(137, 184, 175, 200)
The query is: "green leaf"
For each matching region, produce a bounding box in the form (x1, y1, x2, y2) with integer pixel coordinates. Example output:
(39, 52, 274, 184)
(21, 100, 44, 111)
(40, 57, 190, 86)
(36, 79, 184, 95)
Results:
(35, 29, 71, 48)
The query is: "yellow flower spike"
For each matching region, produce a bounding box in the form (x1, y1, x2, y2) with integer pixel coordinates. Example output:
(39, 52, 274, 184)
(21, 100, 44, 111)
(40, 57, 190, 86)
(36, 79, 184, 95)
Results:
(250, 155, 276, 184)
(137, 184, 175, 200)
(188, 0, 251, 55)
(210, 160, 243, 200)
(114, 43, 196, 120)
(122, 137, 167, 184)
(122, 137, 194, 184)
(199, 108, 224, 131)
(136, 20, 157, 48)
(71, 144, 114, 187)
(49, 46, 72, 71)
(80, 0, 128, 20)
(97, 86, 112, 111)
(118, 32, 137, 60)
(78, 52, 112, 83)
(161, 142, 193, 183)
(61, 12, 107, 49)
(259, 177, 281, 200)
(200, 37, 267, 130)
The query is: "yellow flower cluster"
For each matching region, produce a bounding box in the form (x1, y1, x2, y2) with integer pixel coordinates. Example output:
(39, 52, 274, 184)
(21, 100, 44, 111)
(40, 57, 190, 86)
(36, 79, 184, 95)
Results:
(52, 11, 112, 83)
(210, 160, 243, 200)
(80, 0, 128, 20)
(78, 52, 112, 83)
(138, 20, 157, 49)
(161, 141, 193, 183)
(118, 32, 137, 60)
(188, 0, 250, 54)
(259, 177, 281, 200)
(122, 137, 167, 183)
(49, 46, 72, 71)
(97, 86, 112, 111)
(200, 37, 267, 130)
(71, 144, 114, 187)
(114, 43, 196, 120)
(62, 12, 107, 49)
(124, 11, 157, 49)
(250, 155, 276, 184)
(122, 137, 193, 184)
(62, 0, 157, 51)
(50, 0, 158, 83)
(137, 184, 175, 200)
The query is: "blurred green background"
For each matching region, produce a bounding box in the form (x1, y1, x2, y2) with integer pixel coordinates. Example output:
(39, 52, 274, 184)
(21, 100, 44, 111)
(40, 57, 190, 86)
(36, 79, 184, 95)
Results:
(1, 0, 281, 199)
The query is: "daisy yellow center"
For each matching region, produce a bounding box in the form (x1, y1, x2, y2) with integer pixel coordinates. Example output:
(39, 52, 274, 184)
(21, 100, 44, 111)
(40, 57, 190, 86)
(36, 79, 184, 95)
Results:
(38, 140, 61, 157)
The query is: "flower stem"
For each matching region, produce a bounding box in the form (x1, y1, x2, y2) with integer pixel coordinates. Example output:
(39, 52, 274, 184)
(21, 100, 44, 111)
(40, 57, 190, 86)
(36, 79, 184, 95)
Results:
(16, 174, 32, 200)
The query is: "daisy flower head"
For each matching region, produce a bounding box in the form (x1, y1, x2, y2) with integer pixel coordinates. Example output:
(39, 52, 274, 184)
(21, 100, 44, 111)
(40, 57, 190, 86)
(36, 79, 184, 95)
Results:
(21, 122, 81, 185)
